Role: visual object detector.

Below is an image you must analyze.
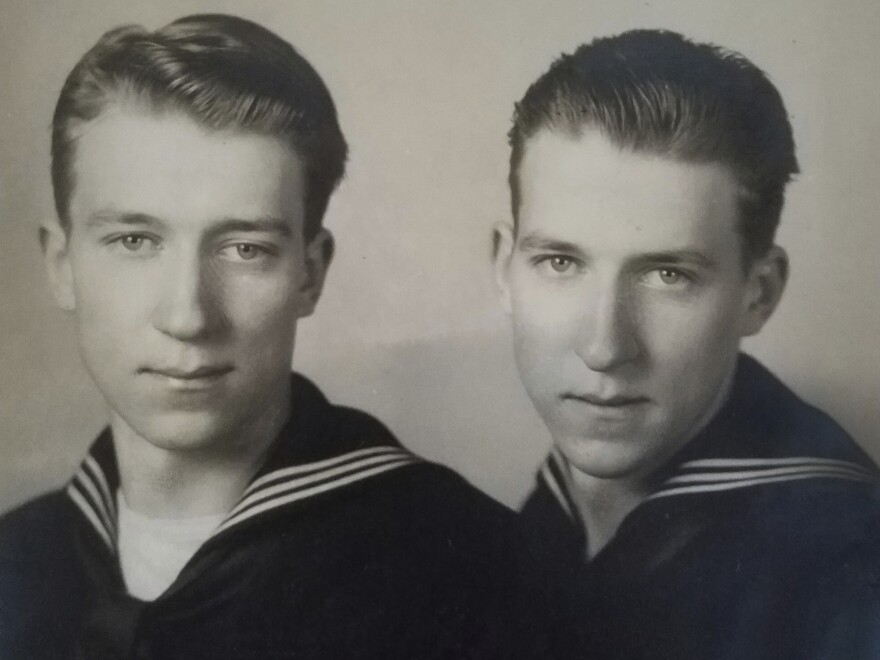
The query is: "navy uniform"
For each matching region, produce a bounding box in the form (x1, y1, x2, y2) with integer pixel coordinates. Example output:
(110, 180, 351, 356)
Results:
(521, 354, 880, 659)
(0, 375, 570, 659)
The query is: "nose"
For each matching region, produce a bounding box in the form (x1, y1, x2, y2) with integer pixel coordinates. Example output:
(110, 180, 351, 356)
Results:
(575, 278, 640, 372)
(151, 253, 223, 341)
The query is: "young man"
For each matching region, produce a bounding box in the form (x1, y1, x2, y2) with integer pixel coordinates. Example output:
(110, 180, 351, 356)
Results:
(0, 15, 561, 659)
(494, 30, 880, 658)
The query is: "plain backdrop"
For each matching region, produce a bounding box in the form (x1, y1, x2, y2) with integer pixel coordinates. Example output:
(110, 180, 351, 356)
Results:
(1, 0, 878, 512)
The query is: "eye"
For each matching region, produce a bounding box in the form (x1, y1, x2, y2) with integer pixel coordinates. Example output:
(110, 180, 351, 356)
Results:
(658, 268, 682, 284)
(109, 233, 159, 253)
(122, 235, 144, 251)
(548, 256, 574, 273)
(535, 255, 582, 277)
(642, 267, 692, 289)
(235, 244, 260, 260)
(219, 242, 275, 263)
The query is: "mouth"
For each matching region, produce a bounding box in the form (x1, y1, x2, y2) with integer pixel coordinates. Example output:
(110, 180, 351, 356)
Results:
(141, 365, 233, 388)
(562, 393, 650, 408)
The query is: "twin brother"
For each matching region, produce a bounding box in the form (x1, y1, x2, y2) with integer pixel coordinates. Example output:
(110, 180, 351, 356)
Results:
(1, 13, 877, 659)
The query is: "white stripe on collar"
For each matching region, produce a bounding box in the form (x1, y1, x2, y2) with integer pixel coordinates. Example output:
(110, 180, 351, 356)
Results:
(216, 451, 418, 534)
(67, 445, 419, 550)
(67, 455, 117, 550)
(665, 464, 873, 485)
(242, 446, 410, 497)
(650, 471, 874, 500)
(83, 455, 115, 515)
(67, 486, 114, 550)
(676, 457, 875, 472)
(539, 448, 576, 520)
(650, 457, 874, 500)
(536, 452, 875, 514)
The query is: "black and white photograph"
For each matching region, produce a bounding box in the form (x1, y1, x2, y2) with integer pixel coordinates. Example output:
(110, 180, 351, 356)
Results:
(1, 0, 878, 657)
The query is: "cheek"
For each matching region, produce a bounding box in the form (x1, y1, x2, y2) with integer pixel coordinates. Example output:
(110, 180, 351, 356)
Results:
(510, 273, 584, 338)
(71, 285, 143, 377)
(222, 275, 300, 342)
(639, 295, 742, 380)
(511, 292, 582, 383)
(72, 261, 146, 334)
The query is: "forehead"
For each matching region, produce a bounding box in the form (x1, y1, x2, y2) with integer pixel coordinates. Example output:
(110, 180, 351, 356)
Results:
(68, 107, 304, 228)
(517, 129, 742, 257)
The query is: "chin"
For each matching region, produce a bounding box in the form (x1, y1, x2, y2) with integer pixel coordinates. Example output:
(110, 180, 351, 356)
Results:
(555, 434, 662, 482)
(128, 410, 240, 452)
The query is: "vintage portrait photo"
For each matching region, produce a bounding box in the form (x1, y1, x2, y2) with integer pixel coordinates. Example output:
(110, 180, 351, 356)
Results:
(1, 0, 878, 657)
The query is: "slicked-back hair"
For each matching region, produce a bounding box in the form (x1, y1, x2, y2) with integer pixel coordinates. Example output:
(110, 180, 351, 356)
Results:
(52, 13, 348, 240)
(508, 30, 799, 263)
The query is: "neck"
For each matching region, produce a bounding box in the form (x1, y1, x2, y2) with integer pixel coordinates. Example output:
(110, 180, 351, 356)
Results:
(112, 394, 289, 518)
(566, 468, 653, 560)
(564, 367, 737, 559)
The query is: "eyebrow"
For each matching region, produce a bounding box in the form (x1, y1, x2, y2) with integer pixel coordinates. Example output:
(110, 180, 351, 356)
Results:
(632, 250, 718, 269)
(84, 211, 293, 238)
(517, 233, 585, 256)
(208, 218, 293, 238)
(85, 210, 163, 229)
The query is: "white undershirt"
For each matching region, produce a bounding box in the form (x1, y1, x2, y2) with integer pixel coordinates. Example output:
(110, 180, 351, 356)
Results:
(116, 491, 225, 601)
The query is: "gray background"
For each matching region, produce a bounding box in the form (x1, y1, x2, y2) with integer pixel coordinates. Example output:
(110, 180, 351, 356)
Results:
(1, 0, 878, 512)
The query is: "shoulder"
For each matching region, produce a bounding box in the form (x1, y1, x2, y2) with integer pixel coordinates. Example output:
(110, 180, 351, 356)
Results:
(338, 458, 521, 548)
(667, 354, 878, 550)
(280, 374, 408, 461)
(0, 491, 86, 658)
(739, 497, 880, 660)
(0, 492, 73, 600)
(0, 490, 80, 591)
(290, 374, 520, 530)
(701, 479, 879, 598)
(733, 354, 875, 465)
(324, 402, 405, 452)
(0, 490, 73, 553)
(732, 358, 878, 551)
(332, 462, 585, 656)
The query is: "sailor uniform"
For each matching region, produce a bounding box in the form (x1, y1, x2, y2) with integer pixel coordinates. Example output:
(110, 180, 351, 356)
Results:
(520, 354, 880, 659)
(0, 375, 563, 659)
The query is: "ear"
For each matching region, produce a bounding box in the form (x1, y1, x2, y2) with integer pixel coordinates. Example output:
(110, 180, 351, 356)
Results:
(297, 228, 334, 318)
(740, 245, 788, 337)
(492, 222, 515, 315)
(40, 221, 76, 312)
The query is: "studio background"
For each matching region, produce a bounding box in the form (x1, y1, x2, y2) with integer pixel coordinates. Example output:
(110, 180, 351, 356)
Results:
(1, 0, 878, 512)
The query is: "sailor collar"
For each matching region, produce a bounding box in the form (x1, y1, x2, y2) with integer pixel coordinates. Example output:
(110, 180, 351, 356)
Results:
(537, 354, 876, 522)
(66, 375, 419, 552)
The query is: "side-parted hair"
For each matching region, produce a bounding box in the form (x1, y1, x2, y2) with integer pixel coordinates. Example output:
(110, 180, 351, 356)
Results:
(508, 29, 799, 262)
(52, 13, 348, 240)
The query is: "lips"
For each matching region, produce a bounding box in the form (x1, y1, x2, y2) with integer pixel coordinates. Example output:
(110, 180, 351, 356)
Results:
(563, 393, 650, 407)
(139, 364, 234, 390)
(143, 365, 233, 380)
